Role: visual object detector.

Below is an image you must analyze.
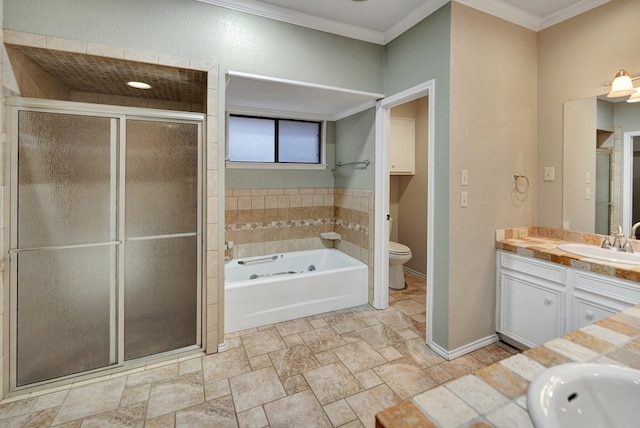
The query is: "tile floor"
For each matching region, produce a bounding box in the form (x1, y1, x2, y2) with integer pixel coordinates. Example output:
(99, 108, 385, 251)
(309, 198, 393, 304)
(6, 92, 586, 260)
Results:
(0, 272, 519, 427)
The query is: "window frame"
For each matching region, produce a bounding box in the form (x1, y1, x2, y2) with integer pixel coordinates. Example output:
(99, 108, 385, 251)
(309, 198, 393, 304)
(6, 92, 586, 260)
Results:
(225, 111, 327, 170)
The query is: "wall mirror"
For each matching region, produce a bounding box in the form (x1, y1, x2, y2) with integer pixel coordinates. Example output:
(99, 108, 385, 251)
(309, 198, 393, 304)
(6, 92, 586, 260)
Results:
(563, 97, 640, 239)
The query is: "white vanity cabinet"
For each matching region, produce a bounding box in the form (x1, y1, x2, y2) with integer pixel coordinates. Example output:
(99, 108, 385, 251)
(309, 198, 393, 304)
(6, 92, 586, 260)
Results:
(571, 270, 640, 330)
(389, 117, 415, 175)
(497, 249, 640, 349)
(497, 251, 567, 348)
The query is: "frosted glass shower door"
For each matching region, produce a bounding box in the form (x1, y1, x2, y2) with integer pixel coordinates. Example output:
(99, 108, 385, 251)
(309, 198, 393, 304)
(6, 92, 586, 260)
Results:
(12, 111, 118, 387)
(124, 119, 200, 360)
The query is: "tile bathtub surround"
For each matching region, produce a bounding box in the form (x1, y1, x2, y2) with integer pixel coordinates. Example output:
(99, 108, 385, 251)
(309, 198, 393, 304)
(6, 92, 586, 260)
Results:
(376, 304, 640, 428)
(225, 187, 373, 264)
(0, 272, 520, 427)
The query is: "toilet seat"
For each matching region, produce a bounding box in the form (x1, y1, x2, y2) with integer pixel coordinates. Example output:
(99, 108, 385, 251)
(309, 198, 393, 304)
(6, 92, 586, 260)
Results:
(389, 241, 411, 256)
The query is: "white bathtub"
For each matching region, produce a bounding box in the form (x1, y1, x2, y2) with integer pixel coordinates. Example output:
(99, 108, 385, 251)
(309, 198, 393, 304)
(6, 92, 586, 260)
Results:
(224, 249, 368, 333)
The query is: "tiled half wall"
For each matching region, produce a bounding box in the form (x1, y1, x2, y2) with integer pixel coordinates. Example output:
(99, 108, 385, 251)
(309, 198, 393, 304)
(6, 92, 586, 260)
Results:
(225, 187, 375, 301)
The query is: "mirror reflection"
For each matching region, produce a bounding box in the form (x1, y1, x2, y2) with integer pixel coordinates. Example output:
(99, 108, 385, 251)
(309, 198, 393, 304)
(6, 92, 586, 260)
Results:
(563, 98, 640, 238)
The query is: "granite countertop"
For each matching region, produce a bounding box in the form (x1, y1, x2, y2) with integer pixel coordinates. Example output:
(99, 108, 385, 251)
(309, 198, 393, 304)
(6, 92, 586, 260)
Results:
(375, 226, 640, 428)
(494, 226, 640, 283)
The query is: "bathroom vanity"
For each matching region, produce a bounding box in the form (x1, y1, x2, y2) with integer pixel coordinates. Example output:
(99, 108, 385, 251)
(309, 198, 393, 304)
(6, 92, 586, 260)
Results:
(495, 227, 640, 349)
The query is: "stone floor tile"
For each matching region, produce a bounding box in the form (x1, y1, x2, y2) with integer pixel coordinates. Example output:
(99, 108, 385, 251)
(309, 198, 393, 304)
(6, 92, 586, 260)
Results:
(120, 383, 151, 407)
(229, 367, 286, 413)
(324, 312, 368, 334)
(485, 402, 534, 428)
(355, 369, 384, 389)
(78, 401, 147, 428)
(303, 362, 363, 405)
(145, 412, 175, 428)
(395, 338, 446, 369)
(333, 341, 386, 373)
(378, 346, 404, 362)
(30, 390, 68, 413)
(440, 355, 487, 378)
(355, 324, 405, 350)
(264, 390, 331, 427)
(269, 344, 321, 378)
(126, 364, 179, 387)
(300, 326, 347, 353)
(52, 377, 127, 425)
(346, 384, 400, 428)
(423, 364, 454, 384)
(204, 379, 230, 401)
(146, 372, 205, 419)
(175, 395, 238, 427)
(373, 359, 437, 399)
(324, 399, 358, 426)
(282, 374, 309, 395)
(241, 328, 286, 358)
(275, 318, 315, 337)
(237, 406, 268, 428)
(202, 347, 251, 382)
(374, 308, 414, 331)
(315, 349, 340, 365)
(0, 407, 58, 427)
(248, 354, 272, 371)
(391, 299, 425, 316)
(470, 343, 518, 366)
(178, 357, 202, 376)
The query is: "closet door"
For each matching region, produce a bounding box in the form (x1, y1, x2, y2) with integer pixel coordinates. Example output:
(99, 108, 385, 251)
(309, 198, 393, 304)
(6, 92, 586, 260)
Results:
(124, 119, 200, 360)
(12, 111, 118, 387)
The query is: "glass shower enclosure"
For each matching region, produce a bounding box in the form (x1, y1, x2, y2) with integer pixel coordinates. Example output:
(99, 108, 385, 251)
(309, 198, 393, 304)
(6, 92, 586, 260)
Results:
(7, 99, 203, 391)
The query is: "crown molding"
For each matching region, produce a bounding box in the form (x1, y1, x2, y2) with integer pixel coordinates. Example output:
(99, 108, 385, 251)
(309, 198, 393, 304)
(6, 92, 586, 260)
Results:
(538, 0, 611, 30)
(384, 0, 450, 43)
(455, 0, 611, 31)
(196, 0, 385, 44)
(454, 0, 540, 30)
(197, 0, 613, 44)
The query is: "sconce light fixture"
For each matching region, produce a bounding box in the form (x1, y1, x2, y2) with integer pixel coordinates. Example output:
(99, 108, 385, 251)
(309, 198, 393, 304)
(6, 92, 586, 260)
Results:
(628, 89, 640, 104)
(607, 69, 639, 101)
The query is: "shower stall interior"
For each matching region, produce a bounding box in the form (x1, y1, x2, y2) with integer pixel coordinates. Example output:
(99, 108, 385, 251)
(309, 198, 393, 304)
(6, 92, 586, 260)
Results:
(6, 99, 203, 392)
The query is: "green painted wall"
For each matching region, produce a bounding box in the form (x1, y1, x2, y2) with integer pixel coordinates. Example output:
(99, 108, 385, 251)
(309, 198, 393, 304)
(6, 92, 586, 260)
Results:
(3, 0, 383, 93)
(383, 3, 451, 348)
(334, 108, 376, 190)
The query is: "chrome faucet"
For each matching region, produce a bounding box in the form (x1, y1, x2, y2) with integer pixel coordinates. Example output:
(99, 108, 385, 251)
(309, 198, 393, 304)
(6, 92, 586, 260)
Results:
(602, 225, 634, 252)
(632, 222, 640, 240)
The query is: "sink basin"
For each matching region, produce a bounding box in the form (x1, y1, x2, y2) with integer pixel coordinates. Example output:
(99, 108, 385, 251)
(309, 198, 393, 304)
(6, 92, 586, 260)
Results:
(557, 243, 640, 265)
(527, 363, 640, 428)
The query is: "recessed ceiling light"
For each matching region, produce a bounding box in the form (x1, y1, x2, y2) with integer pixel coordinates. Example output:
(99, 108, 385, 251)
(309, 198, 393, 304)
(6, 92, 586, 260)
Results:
(127, 81, 152, 90)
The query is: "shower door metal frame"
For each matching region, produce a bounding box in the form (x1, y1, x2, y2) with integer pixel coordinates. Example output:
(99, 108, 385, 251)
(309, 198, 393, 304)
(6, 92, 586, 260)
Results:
(5, 97, 204, 394)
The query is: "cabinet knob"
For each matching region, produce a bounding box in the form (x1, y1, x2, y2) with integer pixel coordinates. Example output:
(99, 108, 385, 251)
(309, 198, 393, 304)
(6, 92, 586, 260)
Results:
(544, 297, 553, 306)
(585, 311, 595, 322)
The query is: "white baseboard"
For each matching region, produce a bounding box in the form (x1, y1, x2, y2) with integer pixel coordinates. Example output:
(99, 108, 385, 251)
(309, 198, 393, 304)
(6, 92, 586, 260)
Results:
(403, 266, 426, 279)
(217, 343, 228, 353)
(429, 334, 500, 361)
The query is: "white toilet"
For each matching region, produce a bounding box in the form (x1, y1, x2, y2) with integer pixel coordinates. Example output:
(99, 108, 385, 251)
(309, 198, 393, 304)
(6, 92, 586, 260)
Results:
(388, 218, 412, 289)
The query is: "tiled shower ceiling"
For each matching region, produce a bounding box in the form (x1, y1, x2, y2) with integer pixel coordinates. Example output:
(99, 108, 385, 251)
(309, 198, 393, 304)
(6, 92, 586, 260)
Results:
(7, 44, 207, 105)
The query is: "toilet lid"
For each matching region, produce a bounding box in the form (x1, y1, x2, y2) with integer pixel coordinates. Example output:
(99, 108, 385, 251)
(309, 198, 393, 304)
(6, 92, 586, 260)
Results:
(389, 241, 411, 255)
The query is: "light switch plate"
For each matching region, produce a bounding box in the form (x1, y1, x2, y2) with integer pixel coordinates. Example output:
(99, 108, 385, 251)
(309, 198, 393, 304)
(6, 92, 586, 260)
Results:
(544, 167, 555, 181)
(460, 191, 468, 208)
(461, 169, 468, 186)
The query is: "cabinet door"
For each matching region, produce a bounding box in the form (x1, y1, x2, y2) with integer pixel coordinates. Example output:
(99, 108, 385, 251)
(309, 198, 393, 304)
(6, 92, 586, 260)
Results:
(572, 296, 618, 330)
(500, 272, 565, 348)
(390, 117, 415, 175)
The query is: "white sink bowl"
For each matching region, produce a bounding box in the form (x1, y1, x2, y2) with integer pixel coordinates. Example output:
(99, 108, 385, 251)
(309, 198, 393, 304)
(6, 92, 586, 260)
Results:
(527, 363, 640, 428)
(557, 243, 640, 265)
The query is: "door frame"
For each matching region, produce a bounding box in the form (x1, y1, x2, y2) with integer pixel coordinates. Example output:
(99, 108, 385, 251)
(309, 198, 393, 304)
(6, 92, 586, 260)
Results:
(622, 130, 640, 237)
(373, 80, 435, 347)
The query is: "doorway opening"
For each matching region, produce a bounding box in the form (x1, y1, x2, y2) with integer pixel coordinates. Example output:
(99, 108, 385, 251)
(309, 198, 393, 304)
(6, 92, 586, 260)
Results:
(374, 80, 435, 348)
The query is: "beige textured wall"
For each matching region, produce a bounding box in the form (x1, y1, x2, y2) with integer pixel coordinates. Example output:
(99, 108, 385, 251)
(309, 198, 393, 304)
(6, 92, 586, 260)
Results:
(537, 0, 640, 227)
(449, 3, 538, 350)
(390, 98, 429, 276)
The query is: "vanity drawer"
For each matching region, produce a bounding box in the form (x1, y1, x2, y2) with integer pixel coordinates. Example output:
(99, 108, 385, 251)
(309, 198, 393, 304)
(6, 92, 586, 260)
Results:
(573, 270, 640, 305)
(500, 252, 567, 284)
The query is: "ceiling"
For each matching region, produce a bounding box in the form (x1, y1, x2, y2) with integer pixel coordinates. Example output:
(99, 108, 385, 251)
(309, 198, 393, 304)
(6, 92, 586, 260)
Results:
(8, 0, 611, 117)
(197, 0, 612, 44)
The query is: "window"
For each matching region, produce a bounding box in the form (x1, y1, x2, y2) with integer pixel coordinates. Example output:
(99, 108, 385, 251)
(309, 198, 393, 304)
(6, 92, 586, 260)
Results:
(227, 114, 323, 167)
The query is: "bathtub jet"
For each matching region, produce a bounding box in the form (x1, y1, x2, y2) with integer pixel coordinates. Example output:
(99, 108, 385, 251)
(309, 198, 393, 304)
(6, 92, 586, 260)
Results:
(224, 249, 368, 333)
